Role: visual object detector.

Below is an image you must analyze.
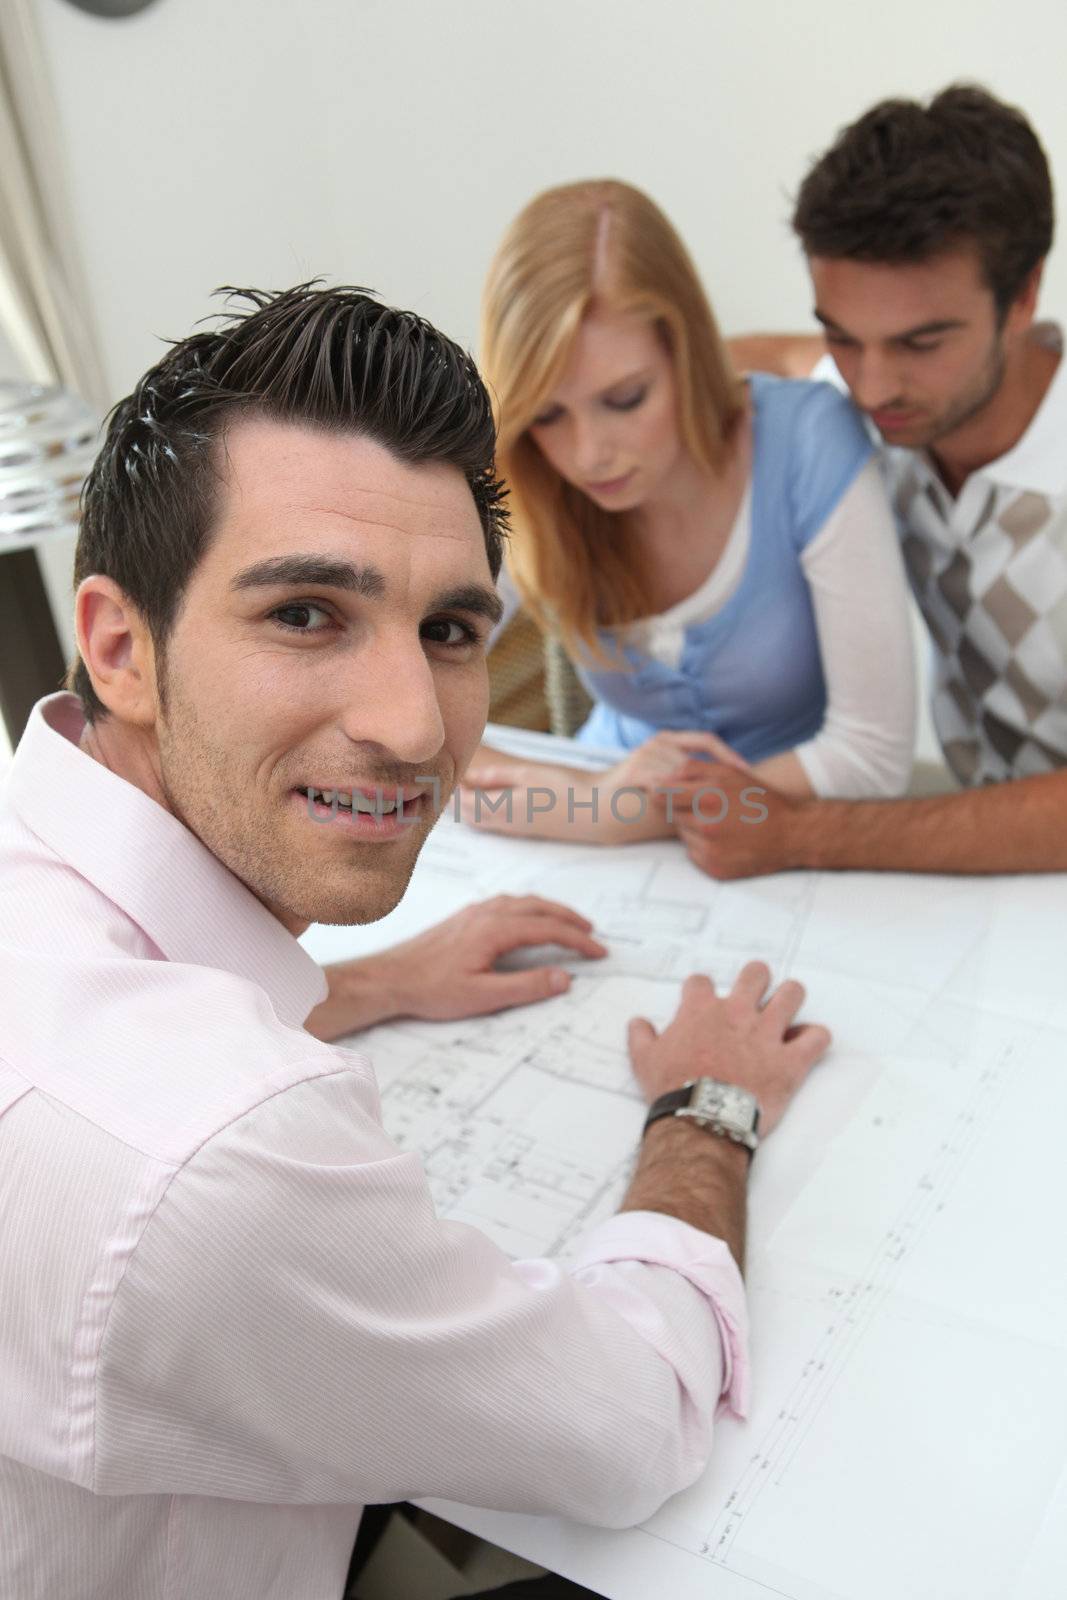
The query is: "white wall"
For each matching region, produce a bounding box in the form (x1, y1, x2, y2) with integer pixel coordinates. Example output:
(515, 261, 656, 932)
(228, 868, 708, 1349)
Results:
(34, 0, 1067, 398)
(27, 0, 1067, 762)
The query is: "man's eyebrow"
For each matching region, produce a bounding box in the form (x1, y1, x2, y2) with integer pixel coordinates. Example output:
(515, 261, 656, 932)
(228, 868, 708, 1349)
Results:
(230, 555, 386, 596)
(231, 556, 503, 625)
(429, 583, 505, 626)
(814, 310, 967, 341)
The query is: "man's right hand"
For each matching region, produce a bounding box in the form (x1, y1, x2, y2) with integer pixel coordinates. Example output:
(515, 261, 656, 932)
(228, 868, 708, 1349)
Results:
(627, 964, 831, 1137)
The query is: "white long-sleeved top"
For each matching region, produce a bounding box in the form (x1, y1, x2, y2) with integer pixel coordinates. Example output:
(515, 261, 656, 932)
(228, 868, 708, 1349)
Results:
(624, 459, 917, 798)
(0, 694, 748, 1600)
(493, 460, 916, 798)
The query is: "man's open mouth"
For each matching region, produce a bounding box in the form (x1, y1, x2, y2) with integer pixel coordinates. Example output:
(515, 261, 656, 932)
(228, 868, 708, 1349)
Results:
(296, 785, 430, 831)
(302, 786, 407, 815)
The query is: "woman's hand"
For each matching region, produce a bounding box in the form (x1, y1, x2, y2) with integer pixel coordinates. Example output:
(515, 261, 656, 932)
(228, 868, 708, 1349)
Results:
(460, 748, 602, 836)
(457, 731, 753, 845)
(604, 729, 752, 792)
(457, 761, 604, 840)
(461, 745, 536, 788)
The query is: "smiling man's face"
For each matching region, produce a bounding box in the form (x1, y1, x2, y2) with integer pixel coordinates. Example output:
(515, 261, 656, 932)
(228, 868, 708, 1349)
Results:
(149, 415, 500, 931)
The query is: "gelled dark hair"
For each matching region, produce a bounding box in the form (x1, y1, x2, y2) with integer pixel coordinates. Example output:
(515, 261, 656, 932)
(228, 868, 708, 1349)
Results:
(70, 283, 508, 722)
(793, 84, 1054, 314)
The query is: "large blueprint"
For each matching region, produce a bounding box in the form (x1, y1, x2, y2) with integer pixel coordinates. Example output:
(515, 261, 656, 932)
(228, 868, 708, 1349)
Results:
(301, 748, 1067, 1600)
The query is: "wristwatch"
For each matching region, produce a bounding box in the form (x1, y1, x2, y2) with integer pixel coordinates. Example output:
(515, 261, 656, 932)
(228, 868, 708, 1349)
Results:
(643, 1078, 760, 1153)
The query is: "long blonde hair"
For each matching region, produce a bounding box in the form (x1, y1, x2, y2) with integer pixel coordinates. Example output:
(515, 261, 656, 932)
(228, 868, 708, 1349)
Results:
(480, 179, 745, 657)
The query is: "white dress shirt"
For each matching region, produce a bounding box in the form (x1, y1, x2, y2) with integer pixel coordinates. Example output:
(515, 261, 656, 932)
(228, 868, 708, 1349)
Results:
(815, 326, 1067, 784)
(0, 694, 748, 1600)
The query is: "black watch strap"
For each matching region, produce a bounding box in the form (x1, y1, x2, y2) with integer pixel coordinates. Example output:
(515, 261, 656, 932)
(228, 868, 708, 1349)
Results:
(643, 1086, 693, 1131)
(642, 1077, 760, 1152)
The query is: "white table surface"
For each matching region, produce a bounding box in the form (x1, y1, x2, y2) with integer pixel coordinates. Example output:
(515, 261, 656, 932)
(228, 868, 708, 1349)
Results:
(300, 728, 1067, 1600)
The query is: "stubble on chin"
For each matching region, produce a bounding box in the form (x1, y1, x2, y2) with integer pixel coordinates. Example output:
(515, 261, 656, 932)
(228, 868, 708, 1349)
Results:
(186, 764, 437, 930)
(284, 793, 447, 928)
(155, 678, 458, 929)
(923, 343, 1007, 450)
(296, 840, 423, 927)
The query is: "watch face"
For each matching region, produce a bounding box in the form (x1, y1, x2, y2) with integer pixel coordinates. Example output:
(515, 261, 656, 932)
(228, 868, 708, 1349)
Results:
(691, 1078, 758, 1132)
(690, 1081, 725, 1117)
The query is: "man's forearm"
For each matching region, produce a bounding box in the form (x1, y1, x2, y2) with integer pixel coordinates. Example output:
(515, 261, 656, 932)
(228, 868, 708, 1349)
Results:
(619, 1119, 748, 1270)
(788, 770, 1067, 874)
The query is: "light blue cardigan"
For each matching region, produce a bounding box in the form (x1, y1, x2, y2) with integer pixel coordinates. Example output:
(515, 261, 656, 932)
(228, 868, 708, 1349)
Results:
(575, 374, 874, 762)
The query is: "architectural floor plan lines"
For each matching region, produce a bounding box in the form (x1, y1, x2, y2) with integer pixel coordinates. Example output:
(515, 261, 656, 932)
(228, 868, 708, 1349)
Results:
(298, 790, 1067, 1600)
(662, 1033, 1017, 1569)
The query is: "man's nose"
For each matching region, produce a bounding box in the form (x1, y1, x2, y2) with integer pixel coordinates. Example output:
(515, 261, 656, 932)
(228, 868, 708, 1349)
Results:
(337, 631, 445, 769)
(849, 350, 904, 412)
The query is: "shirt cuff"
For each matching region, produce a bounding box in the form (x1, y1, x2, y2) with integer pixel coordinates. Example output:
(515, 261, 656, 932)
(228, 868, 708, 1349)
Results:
(568, 1209, 750, 1419)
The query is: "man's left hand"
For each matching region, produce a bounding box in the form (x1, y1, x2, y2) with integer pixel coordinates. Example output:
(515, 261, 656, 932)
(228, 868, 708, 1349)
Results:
(665, 764, 804, 880)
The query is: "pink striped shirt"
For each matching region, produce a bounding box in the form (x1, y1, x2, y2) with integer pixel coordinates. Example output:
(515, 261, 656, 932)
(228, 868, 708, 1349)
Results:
(0, 694, 747, 1600)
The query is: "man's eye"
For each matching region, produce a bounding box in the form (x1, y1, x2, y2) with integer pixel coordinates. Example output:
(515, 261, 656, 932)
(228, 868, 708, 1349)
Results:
(605, 387, 647, 412)
(902, 340, 942, 354)
(270, 602, 332, 633)
(422, 617, 479, 647)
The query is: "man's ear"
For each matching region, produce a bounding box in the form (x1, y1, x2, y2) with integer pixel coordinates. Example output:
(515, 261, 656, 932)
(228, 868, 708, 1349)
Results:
(74, 576, 162, 727)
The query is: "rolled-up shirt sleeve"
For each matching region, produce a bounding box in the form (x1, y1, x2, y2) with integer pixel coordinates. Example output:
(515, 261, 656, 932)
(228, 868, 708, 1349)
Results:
(91, 1057, 748, 1530)
(570, 1209, 748, 1420)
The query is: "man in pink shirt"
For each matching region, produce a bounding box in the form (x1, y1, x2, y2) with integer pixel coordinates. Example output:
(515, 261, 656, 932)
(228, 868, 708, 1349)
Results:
(0, 284, 828, 1600)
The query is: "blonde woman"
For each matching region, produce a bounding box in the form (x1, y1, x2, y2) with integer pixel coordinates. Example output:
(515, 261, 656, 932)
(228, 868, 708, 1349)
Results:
(463, 180, 916, 845)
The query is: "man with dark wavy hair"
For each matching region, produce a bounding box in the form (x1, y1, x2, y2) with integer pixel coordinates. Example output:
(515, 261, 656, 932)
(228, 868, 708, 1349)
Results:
(0, 283, 827, 1598)
(690, 85, 1067, 878)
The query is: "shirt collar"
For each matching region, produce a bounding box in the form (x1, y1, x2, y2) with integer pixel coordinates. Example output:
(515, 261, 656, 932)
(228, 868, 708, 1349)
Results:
(5, 694, 327, 1028)
(979, 321, 1067, 493)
